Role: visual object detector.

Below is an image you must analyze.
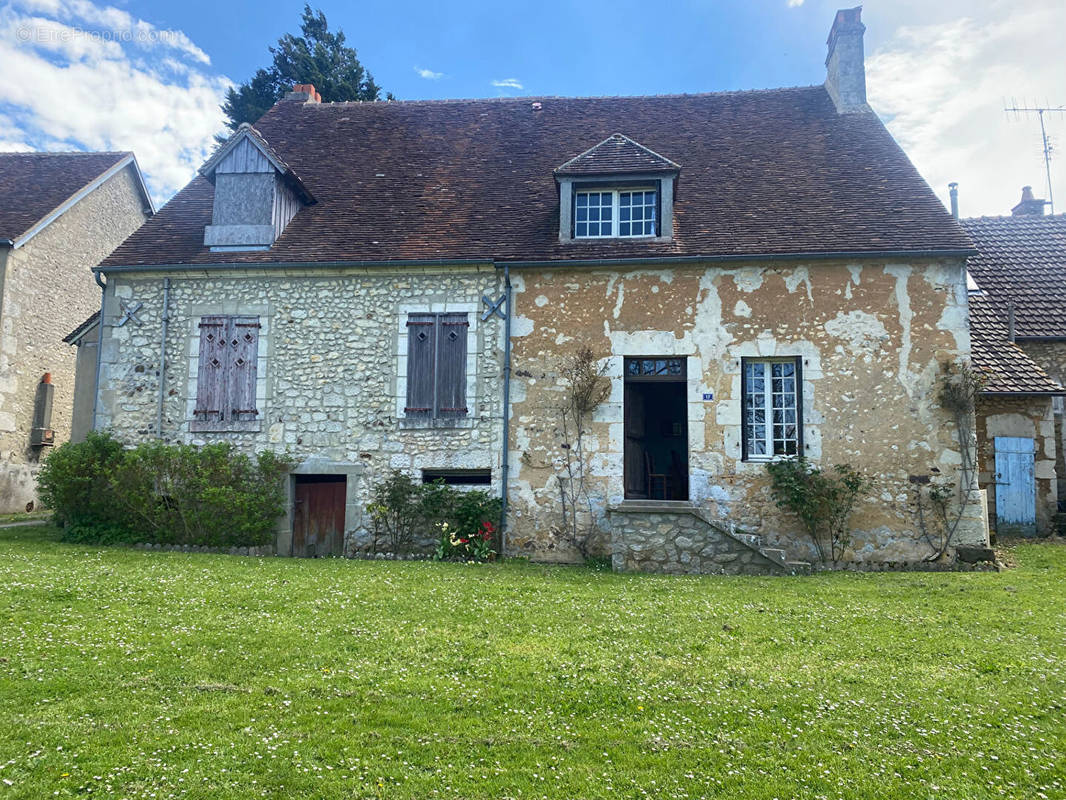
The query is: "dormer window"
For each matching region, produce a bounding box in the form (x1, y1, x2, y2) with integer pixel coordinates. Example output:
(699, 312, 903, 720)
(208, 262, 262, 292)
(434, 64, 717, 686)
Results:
(198, 124, 314, 252)
(575, 188, 657, 238)
(555, 134, 679, 243)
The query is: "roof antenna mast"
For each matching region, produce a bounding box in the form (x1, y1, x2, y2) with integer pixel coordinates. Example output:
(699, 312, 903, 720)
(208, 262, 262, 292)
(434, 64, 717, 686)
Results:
(1004, 100, 1064, 214)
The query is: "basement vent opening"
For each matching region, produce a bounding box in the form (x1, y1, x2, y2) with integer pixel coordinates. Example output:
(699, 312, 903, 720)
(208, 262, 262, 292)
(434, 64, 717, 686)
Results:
(421, 469, 491, 486)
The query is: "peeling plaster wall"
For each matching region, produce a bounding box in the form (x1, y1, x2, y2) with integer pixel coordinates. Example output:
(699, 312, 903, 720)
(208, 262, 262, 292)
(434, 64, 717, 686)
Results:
(507, 258, 986, 563)
(975, 396, 1057, 535)
(96, 266, 506, 554)
(0, 165, 148, 513)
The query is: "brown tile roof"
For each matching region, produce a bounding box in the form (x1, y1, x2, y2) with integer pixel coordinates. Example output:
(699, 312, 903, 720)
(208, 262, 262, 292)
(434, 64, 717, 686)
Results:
(960, 214, 1066, 338)
(969, 292, 1064, 394)
(0, 151, 131, 242)
(102, 87, 973, 268)
(555, 133, 680, 176)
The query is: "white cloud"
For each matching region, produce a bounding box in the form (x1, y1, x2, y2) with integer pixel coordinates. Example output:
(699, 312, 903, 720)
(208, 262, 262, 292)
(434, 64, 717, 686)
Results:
(0, 0, 230, 204)
(867, 1, 1065, 217)
(491, 78, 523, 91)
(414, 66, 443, 80)
(787, 0, 804, 7)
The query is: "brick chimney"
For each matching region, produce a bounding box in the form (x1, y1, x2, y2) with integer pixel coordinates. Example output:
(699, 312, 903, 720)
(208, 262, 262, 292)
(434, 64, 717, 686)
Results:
(284, 83, 321, 103)
(1011, 185, 1047, 216)
(825, 7, 868, 114)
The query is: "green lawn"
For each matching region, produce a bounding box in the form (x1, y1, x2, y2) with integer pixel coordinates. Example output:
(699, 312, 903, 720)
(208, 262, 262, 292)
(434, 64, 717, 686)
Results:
(0, 526, 1063, 799)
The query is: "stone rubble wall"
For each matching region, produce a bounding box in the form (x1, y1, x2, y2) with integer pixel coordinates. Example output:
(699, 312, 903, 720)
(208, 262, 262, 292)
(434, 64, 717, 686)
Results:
(975, 395, 1058, 535)
(97, 266, 506, 555)
(609, 508, 784, 575)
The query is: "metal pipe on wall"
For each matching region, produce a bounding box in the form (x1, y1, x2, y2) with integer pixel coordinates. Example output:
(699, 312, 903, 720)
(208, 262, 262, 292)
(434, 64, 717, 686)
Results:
(499, 263, 512, 555)
(90, 271, 107, 430)
(156, 277, 170, 438)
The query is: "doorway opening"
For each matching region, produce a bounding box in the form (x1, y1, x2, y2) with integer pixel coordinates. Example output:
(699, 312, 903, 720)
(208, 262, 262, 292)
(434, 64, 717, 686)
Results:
(292, 474, 347, 557)
(623, 357, 689, 501)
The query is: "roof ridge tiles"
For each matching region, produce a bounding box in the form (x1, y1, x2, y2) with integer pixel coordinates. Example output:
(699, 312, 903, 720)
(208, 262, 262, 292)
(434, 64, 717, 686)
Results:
(296, 84, 827, 109)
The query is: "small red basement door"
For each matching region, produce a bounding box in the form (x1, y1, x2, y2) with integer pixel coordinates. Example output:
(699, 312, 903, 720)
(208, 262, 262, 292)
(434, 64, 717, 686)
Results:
(292, 475, 346, 557)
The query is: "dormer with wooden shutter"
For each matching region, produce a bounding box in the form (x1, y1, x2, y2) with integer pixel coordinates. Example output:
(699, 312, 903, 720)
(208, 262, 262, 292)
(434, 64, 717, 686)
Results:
(199, 124, 314, 251)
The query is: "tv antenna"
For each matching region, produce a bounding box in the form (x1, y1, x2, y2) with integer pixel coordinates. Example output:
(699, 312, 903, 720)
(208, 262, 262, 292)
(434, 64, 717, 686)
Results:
(1004, 101, 1064, 214)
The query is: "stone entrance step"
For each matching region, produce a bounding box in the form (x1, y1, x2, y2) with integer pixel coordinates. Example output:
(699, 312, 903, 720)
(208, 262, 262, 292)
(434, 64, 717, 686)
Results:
(607, 501, 800, 576)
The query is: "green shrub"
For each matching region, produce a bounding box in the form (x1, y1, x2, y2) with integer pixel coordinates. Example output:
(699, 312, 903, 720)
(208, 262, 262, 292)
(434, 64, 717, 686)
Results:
(37, 432, 292, 547)
(365, 470, 501, 558)
(37, 431, 130, 542)
(765, 457, 872, 562)
(114, 441, 292, 548)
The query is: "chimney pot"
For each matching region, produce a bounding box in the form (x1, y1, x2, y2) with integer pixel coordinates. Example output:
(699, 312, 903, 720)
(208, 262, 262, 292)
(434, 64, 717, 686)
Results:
(1012, 185, 1047, 216)
(284, 83, 321, 103)
(824, 6, 868, 114)
(949, 182, 959, 220)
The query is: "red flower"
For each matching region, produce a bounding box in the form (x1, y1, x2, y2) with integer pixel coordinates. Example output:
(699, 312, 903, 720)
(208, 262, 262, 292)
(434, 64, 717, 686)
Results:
(459, 538, 469, 544)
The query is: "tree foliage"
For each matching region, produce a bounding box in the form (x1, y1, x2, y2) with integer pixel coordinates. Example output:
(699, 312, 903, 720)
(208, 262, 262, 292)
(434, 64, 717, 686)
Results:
(221, 4, 389, 133)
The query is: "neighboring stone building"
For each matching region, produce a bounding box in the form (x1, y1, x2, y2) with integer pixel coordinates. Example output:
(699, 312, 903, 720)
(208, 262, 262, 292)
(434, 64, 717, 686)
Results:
(968, 292, 1064, 535)
(961, 191, 1066, 535)
(91, 8, 990, 571)
(0, 152, 152, 512)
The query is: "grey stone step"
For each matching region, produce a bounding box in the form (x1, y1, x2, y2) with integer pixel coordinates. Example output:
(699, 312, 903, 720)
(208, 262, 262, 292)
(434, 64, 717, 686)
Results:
(760, 547, 788, 563)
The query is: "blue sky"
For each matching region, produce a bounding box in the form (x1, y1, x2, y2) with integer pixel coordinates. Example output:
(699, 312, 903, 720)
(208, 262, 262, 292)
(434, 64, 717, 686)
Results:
(140, 0, 849, 101)
(1, 0, 1062, 215)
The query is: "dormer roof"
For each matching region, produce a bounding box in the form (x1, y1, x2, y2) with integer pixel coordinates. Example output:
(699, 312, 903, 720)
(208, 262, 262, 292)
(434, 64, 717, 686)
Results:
(555, 133, 680, 177)
(200, 124, 314, 204)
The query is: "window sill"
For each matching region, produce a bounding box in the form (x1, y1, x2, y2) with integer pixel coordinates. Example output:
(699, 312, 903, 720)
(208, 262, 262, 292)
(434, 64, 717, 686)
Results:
(397, 416, 475, 431)
(742, 454, 801, 464)
(189, 420, 262, 433)
(561, 235, 673, 245)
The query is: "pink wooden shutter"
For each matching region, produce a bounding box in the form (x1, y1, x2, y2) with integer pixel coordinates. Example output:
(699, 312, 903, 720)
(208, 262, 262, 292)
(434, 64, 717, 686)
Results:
(230, 316, 260, 420)
(194, 316, 227, 420)
(437, 313, 468, 417)
(405, 314, 436, 416)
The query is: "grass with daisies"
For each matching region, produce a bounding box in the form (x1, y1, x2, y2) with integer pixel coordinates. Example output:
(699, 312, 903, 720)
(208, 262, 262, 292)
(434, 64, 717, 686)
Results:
(0, 523, 1063, 799)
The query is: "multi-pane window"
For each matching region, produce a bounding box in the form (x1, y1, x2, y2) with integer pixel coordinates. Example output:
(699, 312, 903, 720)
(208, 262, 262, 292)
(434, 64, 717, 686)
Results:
(742, 357, 801, 459)
(574, 191, 613, 238)
(619, 190, 656, 236)
(405, 313, 469, 418)
(575, 188, 657, 238)
(193, 316, 260, 424)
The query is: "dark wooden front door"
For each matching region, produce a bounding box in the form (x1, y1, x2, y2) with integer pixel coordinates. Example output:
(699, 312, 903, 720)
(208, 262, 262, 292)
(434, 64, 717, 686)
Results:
(293, 476, 346, 557)
(623, 357, 689, 501)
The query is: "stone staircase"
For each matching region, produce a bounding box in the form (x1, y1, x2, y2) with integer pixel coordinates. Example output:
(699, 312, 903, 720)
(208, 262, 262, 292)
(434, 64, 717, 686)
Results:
(607, 500, 812, 575)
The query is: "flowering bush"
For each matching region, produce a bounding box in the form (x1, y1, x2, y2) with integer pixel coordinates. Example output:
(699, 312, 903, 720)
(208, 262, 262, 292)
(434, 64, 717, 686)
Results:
(366, 470, 501, 557)
(435, 520, 497, 562)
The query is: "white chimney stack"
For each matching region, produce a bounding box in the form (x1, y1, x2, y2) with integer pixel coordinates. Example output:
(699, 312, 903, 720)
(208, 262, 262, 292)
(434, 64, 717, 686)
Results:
(825, 6, 869, 114)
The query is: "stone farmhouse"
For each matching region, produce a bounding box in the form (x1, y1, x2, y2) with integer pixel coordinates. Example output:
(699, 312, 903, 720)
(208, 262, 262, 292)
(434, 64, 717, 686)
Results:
(0, 152, 152, 513)
(961, 188, 1066, 537)
(87, 7, 992, 571)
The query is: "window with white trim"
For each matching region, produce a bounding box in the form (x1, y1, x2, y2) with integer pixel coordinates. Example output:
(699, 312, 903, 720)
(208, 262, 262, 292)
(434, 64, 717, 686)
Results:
(742, 357, 802, 460)
(575, 188, 657, 238)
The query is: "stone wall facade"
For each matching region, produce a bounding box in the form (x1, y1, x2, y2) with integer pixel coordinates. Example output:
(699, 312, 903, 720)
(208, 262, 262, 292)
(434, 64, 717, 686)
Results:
(96, 265, 507, 554)
(0, 165, 148, 512)
(1017, 339, 1066, 510)
(506, 258, 988, 564)
(97, 256, 989, 567)
(975, 395, 1057, 535)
